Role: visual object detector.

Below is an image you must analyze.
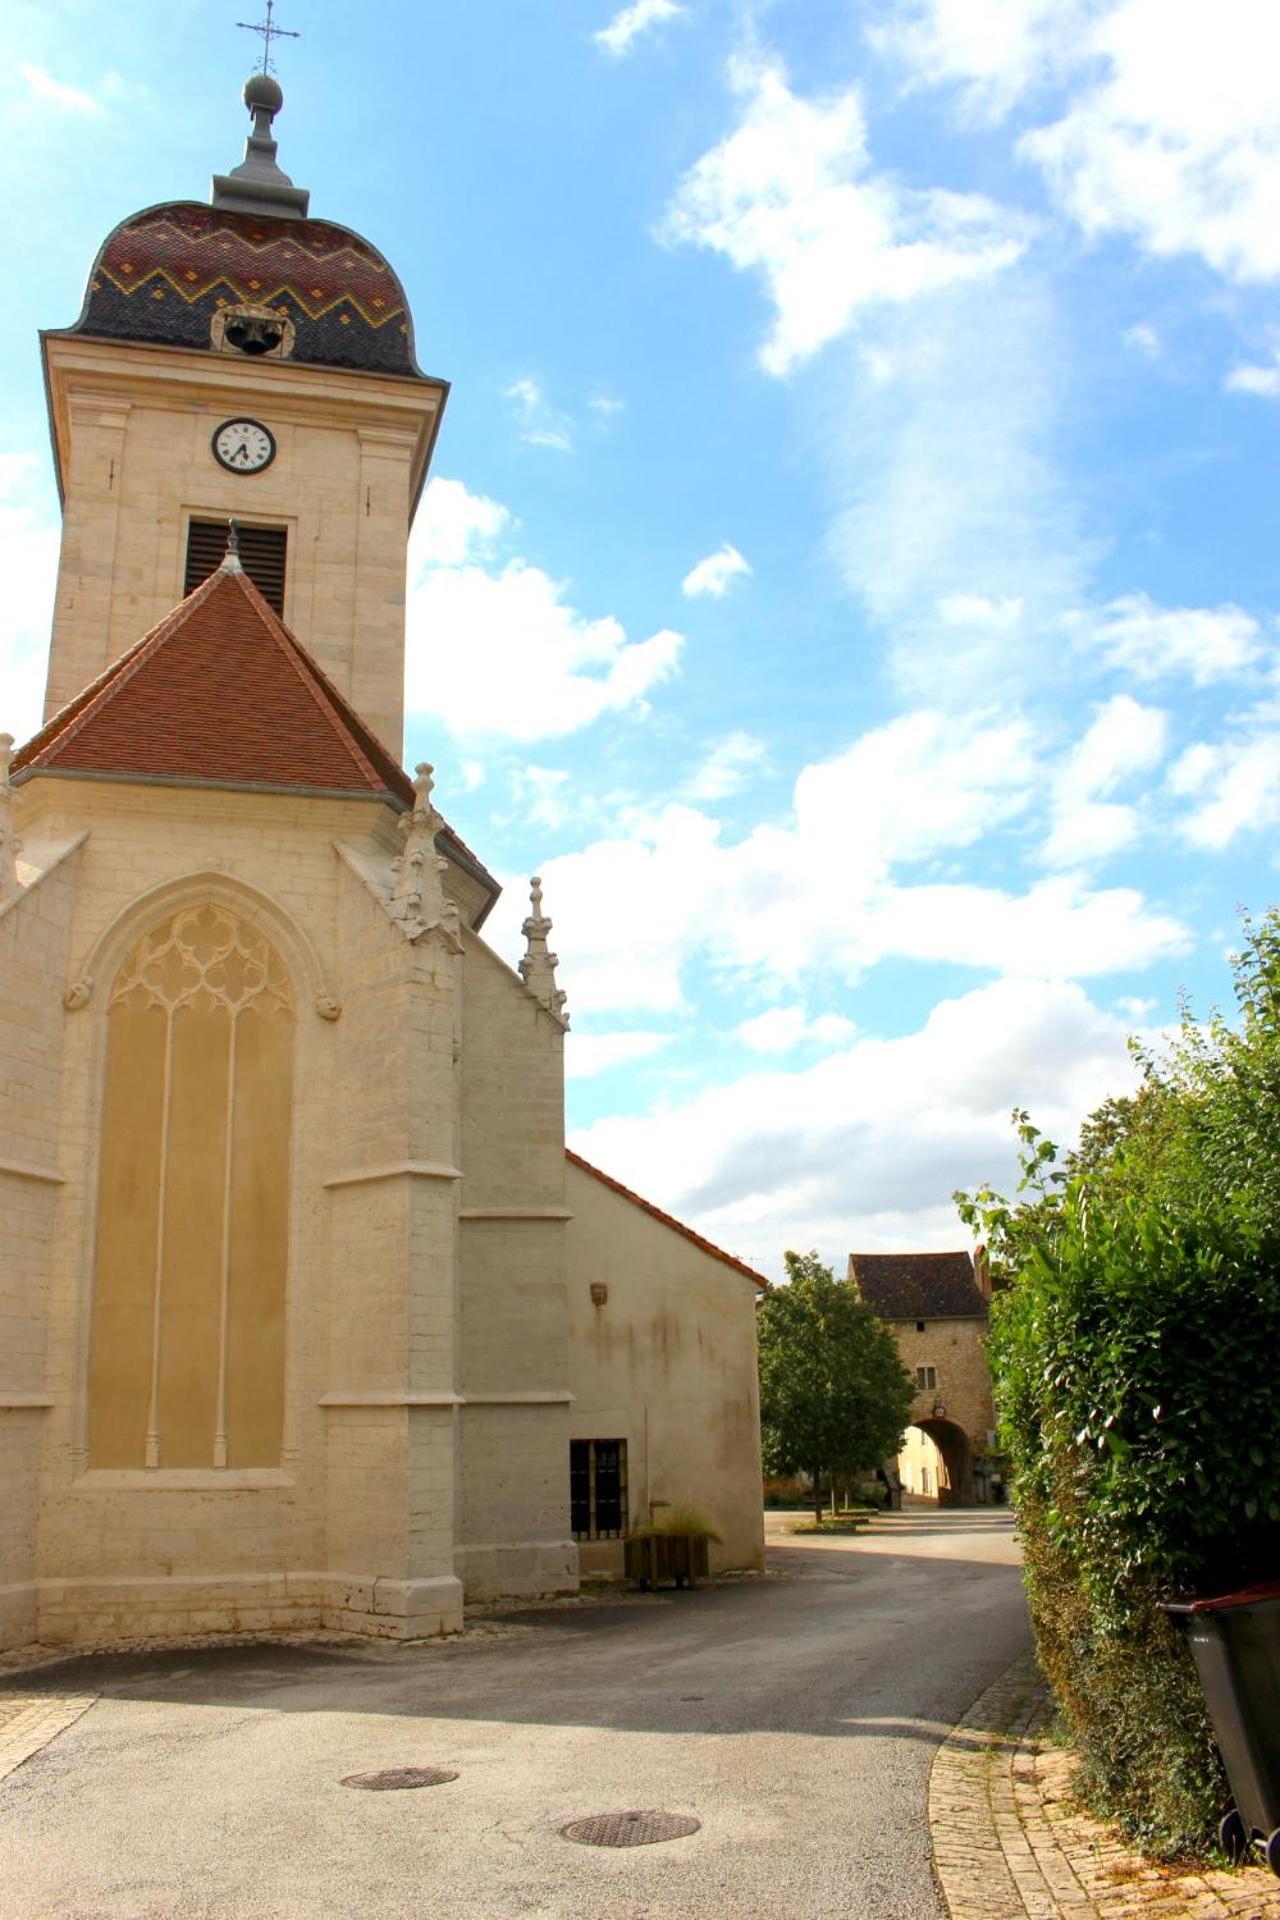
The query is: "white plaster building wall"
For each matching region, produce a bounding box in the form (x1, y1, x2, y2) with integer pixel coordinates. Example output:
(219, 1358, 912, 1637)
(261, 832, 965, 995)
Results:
(455, 937, 576, 1600)
(0, 843, 81, 1646)
(564, 1162, 765, 1579)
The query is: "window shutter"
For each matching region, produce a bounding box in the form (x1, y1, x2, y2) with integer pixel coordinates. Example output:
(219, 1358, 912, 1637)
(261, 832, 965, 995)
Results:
(185, 520, 288, 615)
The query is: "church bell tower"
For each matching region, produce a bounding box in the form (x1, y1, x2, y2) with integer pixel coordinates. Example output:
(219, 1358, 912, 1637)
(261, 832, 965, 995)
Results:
(40, 73, 446, 758)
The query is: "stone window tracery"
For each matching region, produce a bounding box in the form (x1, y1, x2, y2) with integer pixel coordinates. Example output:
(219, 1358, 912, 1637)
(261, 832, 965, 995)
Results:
(87, 904, 294, 1470)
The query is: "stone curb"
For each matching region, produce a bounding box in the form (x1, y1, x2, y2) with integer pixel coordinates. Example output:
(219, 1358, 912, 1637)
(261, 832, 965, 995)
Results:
(928, 1651, 1278, 1920)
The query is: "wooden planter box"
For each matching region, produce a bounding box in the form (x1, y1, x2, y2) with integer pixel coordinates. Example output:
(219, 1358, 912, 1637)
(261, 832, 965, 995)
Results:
(624, 1533, 711, 1590)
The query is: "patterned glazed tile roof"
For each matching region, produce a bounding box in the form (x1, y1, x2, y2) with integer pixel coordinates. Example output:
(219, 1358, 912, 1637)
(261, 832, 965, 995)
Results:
(12, 559, 417, 800)
(67, 201, 422, 377)
(566, 1149, 769, 1289)
(849, 1251, 988, 1321)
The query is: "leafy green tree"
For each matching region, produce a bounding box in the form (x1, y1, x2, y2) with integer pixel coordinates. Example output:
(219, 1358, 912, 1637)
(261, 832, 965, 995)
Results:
(757, 1250, 913, 1525)
(955, 909, 1280, 1856)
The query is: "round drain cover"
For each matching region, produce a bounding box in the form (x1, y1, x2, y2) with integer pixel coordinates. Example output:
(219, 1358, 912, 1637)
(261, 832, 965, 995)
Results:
(341, 1766, 458, 1791)
(560, 1810, 701, 1848)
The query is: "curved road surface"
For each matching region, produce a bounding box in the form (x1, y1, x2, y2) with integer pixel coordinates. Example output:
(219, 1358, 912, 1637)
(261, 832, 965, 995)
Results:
(0, 1511, 1029, 1920)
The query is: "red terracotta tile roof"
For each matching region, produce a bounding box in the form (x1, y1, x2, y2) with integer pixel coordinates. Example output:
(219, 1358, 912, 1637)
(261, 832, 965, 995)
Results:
(849, 1251, 987, 1321)
(12, 560, 417, 800)
(566, 1149, 768, 1289)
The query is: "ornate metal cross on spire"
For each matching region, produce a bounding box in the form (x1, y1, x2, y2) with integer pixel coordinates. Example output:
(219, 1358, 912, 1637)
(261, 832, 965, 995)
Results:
(237, 0, 300, 74)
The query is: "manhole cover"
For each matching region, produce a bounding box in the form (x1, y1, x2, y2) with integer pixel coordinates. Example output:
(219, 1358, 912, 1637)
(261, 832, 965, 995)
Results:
(560, 1810, 701, 1848)
(340, 1766, 458, 1791)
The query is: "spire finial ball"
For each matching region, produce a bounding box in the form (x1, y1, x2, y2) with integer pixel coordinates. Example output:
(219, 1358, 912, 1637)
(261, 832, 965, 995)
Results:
(244, 71, 284, 115)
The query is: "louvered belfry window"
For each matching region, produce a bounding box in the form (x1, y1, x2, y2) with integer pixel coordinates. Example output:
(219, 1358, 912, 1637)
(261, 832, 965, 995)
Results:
(184, 519, 288, 615)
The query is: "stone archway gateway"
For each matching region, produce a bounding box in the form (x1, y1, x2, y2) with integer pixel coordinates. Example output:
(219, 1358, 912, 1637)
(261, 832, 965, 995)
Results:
(848, 1249, 998, 1507)
(907, 1417, 974, 1506)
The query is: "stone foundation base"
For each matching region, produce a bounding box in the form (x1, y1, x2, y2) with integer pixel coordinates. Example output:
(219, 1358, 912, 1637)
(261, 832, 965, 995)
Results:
(0, 1584, 38, 1652)
(454, 1538, 578, 1602)
(18, 1570, 465, 1649)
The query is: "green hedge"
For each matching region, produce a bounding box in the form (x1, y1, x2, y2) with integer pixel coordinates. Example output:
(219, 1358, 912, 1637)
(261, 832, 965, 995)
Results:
(963, 912, 1280, 1857)
(990, 1189, 1280, 1851)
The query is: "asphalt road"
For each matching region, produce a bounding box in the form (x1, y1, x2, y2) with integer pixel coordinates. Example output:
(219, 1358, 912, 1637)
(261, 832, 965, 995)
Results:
(0, 1511, 1029, 1920)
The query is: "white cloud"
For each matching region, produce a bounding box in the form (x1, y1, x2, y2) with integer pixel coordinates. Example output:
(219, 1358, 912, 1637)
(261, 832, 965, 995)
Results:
(589, 393, 626, 416)
(572, 975, 1147, 1274)
(504, 378, 572, 452)
(1123, 322, 1161, 358)
(594, 0, 684, 58)
(19, 64, 101, 115)
(660, 54, 1026, 375)
(566, 1030, 671, 1078)
(682, 543, 752, 599)
(0, 453, 59, 743)
(881, 0, 1280, 285)
(415, 476, 511, 566)
(509, 764, 574, 830)
(1043, 694, 1168, 868)
(1115, 994, 1156, 1021)
(486, 708, 1185, 1014)
(1169, 726, 1280, 850)
(1226, 356, 1280, 399)
(405, 481, 682, 742)
(823, 278, 1093, 700)
(870, 0, 1086, 123)
(684, 731, 769, 802)
(736, 1007, 857, 1053)
(1084, 593, 1264, 686)
(1023, 0, 1280, 284)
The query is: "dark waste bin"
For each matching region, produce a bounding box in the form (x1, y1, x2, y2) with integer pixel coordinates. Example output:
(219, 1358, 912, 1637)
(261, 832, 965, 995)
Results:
(1163, 1580, 1280, 1875)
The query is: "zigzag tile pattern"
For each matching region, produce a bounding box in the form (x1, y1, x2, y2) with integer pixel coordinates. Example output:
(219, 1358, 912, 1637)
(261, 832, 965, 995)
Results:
(74, 202, 420, 376)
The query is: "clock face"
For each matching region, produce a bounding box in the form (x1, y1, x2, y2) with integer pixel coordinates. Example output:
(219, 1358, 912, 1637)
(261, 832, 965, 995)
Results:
(212, 418, 276, 474)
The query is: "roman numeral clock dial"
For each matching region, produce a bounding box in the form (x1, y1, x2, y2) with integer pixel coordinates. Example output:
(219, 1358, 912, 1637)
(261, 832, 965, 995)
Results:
(212, 417, 276, 473)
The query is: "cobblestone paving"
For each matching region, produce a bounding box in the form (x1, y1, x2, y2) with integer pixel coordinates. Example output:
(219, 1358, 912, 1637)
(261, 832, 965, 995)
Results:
(929, 1653, 1280, 1920)
(0, 1690, 97, 1781)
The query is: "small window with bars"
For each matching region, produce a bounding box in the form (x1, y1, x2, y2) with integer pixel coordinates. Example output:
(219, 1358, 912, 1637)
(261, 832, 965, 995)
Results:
(915, 1364, 938, 1391)
(570, 1438, 627, 1540)
(185, 518, 287, 615)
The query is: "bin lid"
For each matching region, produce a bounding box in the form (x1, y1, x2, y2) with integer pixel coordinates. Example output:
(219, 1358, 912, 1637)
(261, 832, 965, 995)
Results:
(1163, 1578, 1280, 1616)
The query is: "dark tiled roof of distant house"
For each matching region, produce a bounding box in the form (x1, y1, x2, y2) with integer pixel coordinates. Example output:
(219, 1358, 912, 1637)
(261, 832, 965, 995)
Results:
(850, 1251, 987, 1320)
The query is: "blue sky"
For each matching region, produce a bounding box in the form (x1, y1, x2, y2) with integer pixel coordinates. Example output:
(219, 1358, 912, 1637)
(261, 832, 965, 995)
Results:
(2, 0, 1277, 1273)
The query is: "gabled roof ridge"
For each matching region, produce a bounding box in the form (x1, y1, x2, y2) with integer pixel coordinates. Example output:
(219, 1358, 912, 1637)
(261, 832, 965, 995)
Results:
(566, 1148, 768, 1289)
(221, 566, 406, 800)
(849, 1248, 987, 1321)
(12, 563, 231, 778)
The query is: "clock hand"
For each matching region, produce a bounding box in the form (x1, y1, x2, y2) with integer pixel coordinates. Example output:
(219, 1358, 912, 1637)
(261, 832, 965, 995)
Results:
(235, 443, 249, 461)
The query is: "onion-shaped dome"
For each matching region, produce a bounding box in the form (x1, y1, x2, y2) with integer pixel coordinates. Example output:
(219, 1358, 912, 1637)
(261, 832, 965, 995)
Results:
(59, 77, 424, 379)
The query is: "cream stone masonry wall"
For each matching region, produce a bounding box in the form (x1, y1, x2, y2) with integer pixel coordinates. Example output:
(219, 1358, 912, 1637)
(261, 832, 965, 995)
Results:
(891, 1317, 994, 1459)
(322, 854, 464, 1634)
(455, 936, 576, 1601)
(4, 772, 469, 1644)
(0, 842, 82, 1647)
(42, 338, 443, 757)
(564, 1161, 765, 1580)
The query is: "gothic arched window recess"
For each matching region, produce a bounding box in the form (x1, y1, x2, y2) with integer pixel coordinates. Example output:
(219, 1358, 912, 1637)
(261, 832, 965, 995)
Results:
(87, 904, 294, 1470)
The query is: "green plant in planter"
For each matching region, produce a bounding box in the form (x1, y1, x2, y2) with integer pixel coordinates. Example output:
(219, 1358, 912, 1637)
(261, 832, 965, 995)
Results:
(627, 1504, 722, 1542)
(625, 1505, 722, 1589)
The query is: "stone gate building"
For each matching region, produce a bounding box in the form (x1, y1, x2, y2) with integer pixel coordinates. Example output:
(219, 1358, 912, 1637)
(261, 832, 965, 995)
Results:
(849, 1251, 996, 1505)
